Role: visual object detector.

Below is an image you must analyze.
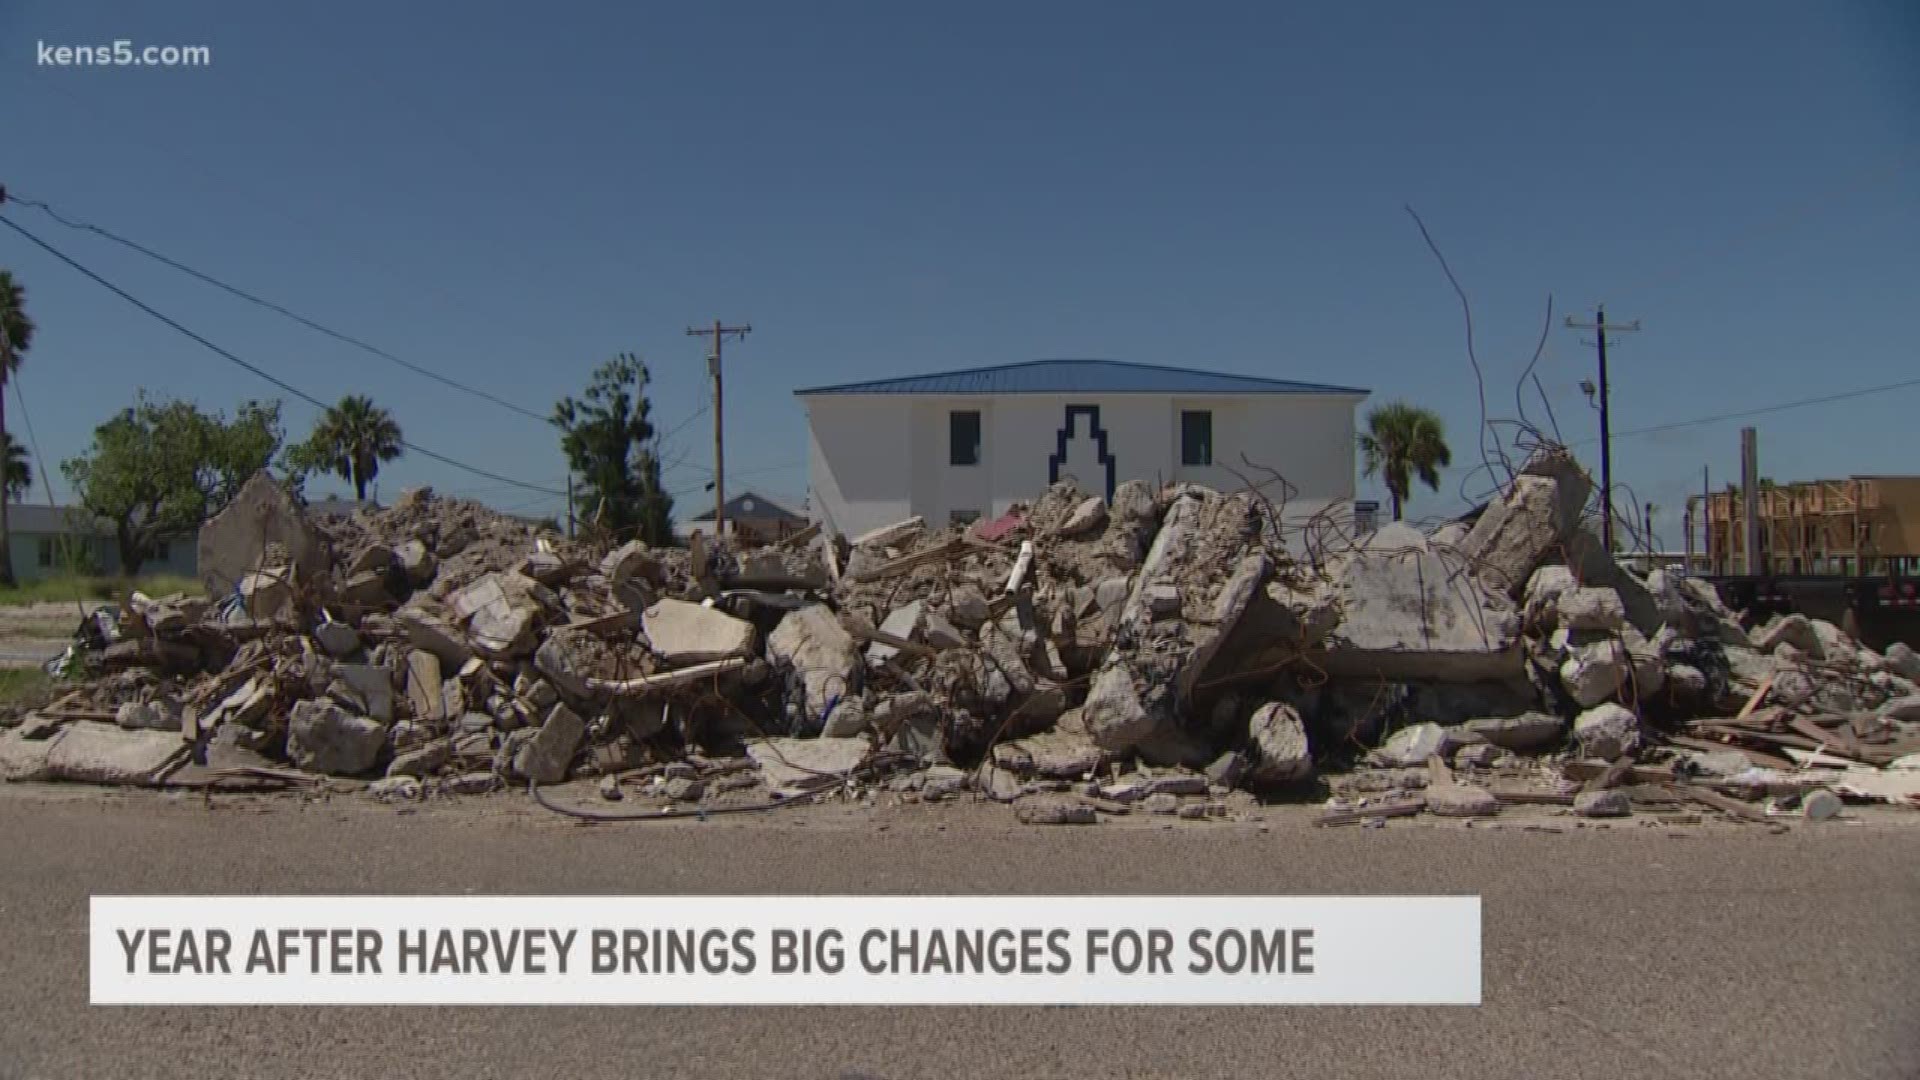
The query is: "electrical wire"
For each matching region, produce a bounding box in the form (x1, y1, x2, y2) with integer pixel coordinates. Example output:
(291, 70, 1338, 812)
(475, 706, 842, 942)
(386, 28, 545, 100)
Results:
(4, 192, 553, 423)
(1593, 373, 1920, 444)
(0, 213, 567, 498)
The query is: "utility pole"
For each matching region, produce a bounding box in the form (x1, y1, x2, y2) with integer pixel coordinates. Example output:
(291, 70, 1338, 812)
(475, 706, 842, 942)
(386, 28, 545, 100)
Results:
(565, 475, 575, 539)
(1740, 426, 1761, 576)
(1565, 306, 1639, 553)
(685, 320, 751, 542)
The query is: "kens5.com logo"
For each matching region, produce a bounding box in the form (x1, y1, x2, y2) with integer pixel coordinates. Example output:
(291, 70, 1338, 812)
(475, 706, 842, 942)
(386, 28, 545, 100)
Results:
(37, 40, 212, 68)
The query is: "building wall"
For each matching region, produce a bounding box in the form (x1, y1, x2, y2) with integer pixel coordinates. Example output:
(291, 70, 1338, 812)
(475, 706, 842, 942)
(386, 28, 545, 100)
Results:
(8, 529, 198, 583)
(804, 392, 1362, 549)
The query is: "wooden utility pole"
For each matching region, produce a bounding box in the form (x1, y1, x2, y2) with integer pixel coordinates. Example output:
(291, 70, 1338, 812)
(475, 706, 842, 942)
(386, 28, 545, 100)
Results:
(685, 320, 751, 541)
(1565, 306, 1640, 553)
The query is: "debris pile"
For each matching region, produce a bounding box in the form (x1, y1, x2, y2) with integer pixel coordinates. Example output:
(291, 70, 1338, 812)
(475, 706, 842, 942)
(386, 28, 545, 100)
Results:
(3, 459, 1918, 827)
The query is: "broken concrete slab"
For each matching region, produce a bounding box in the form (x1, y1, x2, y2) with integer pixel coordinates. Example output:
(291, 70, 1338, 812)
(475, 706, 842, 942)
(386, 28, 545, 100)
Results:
(1886, 642, 1920, 681)
(198, 470, 331, 597)
(333, 663, 396, 723)
(1316, 526, 1523, 682)
(1573, 789, 1631, 818)
(286, 701, 385, 776)
(1057, 496, 1108, 538)
(313, 620, 362, 658)
(865, 600, 927, 666)
(0, 728, 60, 781)
(399, 610, 475, 670)
(512, 703, 586, 784)
(1557, 587, 1627, 632)
(1462, 711, 1566, 752)
(1753, 614, 1823, 659)
(852, 516, 925, 549)
(1014, 794, 1097, 824)
(387, 739, 452, 778)
(993, 730, 1105, 778)
(643, 599, 757, 664)
(746, 736, 869, 796)
(1560, 637, 1629, 708)
(1373, 721, 1453, 768)
(1081, 661, 1161, 752)
(42, 723, 187, 786)
(1457, 453, 1592, 597)
(396, 539, 437, 585)
(767, 605, 861, 728)
(1427, 783, 1500, 816)
(405, 649, 445, 723)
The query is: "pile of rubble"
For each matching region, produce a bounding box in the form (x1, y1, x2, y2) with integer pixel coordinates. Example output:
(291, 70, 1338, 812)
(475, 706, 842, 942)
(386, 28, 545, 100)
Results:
(3, 456, 1917, 825)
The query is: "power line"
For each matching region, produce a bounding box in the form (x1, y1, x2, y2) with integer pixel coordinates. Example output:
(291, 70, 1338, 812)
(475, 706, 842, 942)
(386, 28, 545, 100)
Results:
(3, 191, 553, 423)
(0, 213, 566, 498)
(1582, 371, 1920, 445)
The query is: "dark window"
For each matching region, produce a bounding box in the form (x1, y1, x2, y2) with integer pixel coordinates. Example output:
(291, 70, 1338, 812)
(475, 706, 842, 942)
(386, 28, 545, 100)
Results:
(1180, 410, 1213, 466)
(949, 410, 981, 466)
(37, 537, 53, 568)
(154, 540, 170, 561)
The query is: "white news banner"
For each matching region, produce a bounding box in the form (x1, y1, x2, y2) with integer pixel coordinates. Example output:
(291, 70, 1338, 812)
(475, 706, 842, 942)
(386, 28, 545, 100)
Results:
(92, 895, 1481, 1005)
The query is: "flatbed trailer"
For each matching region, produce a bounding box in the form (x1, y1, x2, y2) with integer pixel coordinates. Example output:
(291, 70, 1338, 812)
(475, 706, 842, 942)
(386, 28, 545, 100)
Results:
(1701, 574, 1920, 652)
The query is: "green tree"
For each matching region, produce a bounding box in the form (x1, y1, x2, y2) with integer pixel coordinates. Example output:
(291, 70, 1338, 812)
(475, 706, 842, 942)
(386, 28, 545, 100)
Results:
(1358, 401, 1453, 522)
(2, 432, 31, 506)
(61, 393, 285, 575)
(553, 354, 673, 544)
(0, 270, 35, 586)
(293, 394, 405, 501)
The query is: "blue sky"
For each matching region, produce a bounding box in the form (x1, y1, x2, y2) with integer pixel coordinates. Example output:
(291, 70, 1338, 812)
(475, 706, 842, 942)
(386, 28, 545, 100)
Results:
(2, 0, 1915, 545)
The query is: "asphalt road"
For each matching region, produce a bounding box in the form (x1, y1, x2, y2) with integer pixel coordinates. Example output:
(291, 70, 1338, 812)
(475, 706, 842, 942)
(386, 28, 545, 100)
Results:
(0, 787, 1915, 1080)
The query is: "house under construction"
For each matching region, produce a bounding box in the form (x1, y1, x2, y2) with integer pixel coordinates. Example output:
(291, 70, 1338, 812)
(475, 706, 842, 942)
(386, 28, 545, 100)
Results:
(1688, 474, 1920, 578)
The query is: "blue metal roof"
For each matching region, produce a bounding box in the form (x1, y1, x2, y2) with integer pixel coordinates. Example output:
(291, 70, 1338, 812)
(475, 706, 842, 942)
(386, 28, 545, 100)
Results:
(793, 359, 1369, 397)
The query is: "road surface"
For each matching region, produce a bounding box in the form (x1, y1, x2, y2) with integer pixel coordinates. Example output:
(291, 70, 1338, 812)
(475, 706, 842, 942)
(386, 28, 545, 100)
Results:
(0, 786, 1914, 1080)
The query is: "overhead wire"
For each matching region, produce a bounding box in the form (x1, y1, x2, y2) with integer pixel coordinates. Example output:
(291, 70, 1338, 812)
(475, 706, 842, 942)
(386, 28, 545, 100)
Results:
(4, 191, 556, 424)
(0, 212, 567, 498)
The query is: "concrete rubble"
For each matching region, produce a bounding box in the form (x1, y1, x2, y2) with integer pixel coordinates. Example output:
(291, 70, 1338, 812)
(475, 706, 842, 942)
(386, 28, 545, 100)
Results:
(3, 456, 1918, 826)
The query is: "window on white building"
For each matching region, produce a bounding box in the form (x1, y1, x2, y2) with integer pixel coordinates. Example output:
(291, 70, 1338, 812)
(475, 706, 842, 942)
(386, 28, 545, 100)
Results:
(1180, 410, 1213, 466)
(949, 411, 981, 466)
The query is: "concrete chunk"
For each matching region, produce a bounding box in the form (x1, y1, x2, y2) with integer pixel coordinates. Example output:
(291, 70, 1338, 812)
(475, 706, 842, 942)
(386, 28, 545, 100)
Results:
(1081, 662, 1161, 752)
(1245, 702, 1312, 785)
(767, 605, 861, 727)
(286, 701, 385, 776)
(643, 599, 756, 664)
(866, 601, 926, 666)
(1574, 789, 1632, 818)
(1426, 783, 1500, 817)
(1573, 702, 1640, 761)
(1560, 637, 1629, 708)
(747, 737, 869, 796)
(1557, 588, 1627, 632)
(1057, 496, 1108, 538)
(1462, 711, 1566, 752)
(405, 650, 445, 722)
(512, 703, 586, 784)
(1458, 456, 1592, 597)
(396, 539, 437, 585)
(1373, 721, 1452, 768)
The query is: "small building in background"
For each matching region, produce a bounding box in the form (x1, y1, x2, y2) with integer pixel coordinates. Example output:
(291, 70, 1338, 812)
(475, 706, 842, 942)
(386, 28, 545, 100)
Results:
(795, 358, 1369, 550)
(675, 491, 809, 544)
(3, 504, 198, 582)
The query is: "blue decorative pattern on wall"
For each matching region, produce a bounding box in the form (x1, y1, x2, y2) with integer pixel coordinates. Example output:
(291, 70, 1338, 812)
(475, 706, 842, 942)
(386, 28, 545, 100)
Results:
(1048, 405, 1117, 501)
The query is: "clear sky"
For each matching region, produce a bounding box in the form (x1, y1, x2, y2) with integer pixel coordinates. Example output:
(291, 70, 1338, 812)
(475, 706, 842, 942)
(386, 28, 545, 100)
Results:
(2, 0, 1915, 545)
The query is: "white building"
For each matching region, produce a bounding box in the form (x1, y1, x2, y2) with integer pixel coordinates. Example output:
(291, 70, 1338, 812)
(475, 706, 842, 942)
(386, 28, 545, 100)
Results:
(796, 359, 1370, 547)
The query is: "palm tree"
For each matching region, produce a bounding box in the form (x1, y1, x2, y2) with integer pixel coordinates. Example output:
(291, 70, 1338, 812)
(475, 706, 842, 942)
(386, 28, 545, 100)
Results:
(2, 432, 30, 506)
(306, 395, 404, 501)
(0, 270, 34, 586)
(1358, 402, 1452, 522)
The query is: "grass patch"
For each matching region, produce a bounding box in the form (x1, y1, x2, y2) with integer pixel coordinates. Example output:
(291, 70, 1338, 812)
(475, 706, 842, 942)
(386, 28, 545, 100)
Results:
(0, 666, 52, 707)
(0, 573, 205, 608)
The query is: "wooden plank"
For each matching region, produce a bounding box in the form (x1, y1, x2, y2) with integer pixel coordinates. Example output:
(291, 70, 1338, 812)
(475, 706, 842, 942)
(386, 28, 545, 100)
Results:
(1787, 716, 1870, 763)
(1561, 761, 1676, 785)
(1665, 734, 1796, 770)
(853, 538, 967, 583)
(1736, 674, 1774, 720)
(847, 624, 940, 660)
(1489, 789, 1576, 806)
(1665, 783, 1771, 822)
